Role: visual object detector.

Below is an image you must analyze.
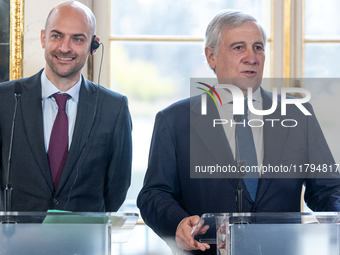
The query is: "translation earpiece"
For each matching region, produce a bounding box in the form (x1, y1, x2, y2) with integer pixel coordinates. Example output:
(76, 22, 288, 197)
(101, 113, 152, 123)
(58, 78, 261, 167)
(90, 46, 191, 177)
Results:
(90, 35, 100, 55)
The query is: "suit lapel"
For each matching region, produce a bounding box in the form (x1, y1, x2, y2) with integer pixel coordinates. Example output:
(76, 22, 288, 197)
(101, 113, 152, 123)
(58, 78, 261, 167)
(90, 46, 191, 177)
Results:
(20, 70, 54, 191)
(190, 95, 240, 190)
(56, 78, 97, 194)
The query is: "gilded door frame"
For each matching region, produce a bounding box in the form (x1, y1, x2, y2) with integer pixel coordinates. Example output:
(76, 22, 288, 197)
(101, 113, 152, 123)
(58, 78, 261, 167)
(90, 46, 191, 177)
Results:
(10, 0, 24, 80)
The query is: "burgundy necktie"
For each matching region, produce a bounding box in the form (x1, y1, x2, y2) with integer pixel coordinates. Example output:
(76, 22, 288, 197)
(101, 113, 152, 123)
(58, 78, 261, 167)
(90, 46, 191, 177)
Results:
(48, 93, 69, 190)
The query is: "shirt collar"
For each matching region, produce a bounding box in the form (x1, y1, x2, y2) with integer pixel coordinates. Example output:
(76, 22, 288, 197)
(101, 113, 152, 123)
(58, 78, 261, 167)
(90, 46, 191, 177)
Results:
(41, 69, 81, 102)
(215, 84, 262, 105)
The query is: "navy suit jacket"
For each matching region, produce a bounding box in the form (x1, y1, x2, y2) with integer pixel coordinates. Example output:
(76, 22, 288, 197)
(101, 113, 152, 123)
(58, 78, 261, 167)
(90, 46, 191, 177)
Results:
(137, 88, 340, 253)
(0, 70, 132, 212)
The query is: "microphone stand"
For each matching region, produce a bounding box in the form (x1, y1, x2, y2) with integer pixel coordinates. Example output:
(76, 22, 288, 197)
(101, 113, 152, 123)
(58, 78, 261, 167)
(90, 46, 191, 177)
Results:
(4, 82, 21, 212)
(234, 115, 245, 213)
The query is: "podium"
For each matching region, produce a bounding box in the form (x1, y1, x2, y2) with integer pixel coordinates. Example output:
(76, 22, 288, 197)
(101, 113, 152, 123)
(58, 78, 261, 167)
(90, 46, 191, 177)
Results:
(193, 212, 340, 255)
(0, 211, 138, 255)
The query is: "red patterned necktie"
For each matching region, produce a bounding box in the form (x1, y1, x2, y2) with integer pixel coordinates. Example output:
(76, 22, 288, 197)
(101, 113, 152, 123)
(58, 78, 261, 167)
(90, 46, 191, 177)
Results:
(48, 93, 69, 190)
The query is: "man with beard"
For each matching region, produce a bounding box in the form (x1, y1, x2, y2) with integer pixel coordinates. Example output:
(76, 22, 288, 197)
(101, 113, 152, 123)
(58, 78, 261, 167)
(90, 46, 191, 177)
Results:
(0, 1, 132, 212)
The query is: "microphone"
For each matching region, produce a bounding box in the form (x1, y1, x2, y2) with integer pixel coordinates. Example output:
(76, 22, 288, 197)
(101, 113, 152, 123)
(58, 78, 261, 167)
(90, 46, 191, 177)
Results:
(4, 81, 22, 212)
(234, 114, 245, 213)
(14, 82, 22, 96)
(233, 115, 242, 122)
(236, 160, 247, 213)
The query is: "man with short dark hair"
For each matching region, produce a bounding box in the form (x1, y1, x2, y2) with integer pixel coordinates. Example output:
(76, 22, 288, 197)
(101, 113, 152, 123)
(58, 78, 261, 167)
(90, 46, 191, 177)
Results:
(0, 1, 132, 212)
(137, 10, 340, 254)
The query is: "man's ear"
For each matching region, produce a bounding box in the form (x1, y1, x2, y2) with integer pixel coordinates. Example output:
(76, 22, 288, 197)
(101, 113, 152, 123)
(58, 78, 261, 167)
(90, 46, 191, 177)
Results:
(205, 46, 216, 70)
(41, 29, 46, 49)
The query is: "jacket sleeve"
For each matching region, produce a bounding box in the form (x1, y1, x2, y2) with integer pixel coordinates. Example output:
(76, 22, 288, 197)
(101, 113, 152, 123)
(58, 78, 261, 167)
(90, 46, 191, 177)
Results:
(137, 111, 190, 241)
(303, 103, 340, 211)
(104, 96, 132, 212)
(0, 127, 3, 210)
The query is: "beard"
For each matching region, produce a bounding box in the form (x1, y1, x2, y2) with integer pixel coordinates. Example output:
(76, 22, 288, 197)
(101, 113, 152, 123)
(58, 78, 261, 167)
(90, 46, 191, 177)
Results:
(45, 50, 87, 79)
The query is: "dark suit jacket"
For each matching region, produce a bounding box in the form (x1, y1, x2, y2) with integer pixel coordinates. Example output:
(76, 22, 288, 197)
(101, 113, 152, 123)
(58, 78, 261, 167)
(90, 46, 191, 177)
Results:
(137, 88, 340, 254)
(0, 70, 132, 212)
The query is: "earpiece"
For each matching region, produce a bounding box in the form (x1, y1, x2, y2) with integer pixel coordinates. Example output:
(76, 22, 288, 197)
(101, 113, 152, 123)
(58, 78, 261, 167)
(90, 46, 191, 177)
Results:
(90, 35, 100, 55)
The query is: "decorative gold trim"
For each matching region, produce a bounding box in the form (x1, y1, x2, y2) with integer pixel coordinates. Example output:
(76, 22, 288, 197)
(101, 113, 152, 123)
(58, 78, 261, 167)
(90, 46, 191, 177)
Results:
(283, 0, 291, 79)
(302, 0, 305, 78)
(108, 0, 111, 88)
(293, 0, 297, 78)
(9, 0, 24, 80)
(271, 0, 274, 81)
(87, 55, 93, 82)
(109, 36, 204, 42)
(304, 39, 340, 43)
(262, 0, 271, 79)
(110, 36, 273, 43)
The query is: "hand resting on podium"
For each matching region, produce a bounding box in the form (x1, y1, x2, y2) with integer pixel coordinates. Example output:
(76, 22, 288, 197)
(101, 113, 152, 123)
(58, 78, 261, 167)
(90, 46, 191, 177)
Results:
(175, 215, 210, 252)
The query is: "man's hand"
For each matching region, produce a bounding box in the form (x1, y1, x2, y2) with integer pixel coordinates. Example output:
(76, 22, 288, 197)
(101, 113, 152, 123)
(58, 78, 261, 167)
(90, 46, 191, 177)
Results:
(175, 215, 210, 251)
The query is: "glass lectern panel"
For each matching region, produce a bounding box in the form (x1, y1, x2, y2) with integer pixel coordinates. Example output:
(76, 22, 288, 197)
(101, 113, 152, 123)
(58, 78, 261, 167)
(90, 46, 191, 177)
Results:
(193, 212, 340, 255)
(0, 212, 138, 255)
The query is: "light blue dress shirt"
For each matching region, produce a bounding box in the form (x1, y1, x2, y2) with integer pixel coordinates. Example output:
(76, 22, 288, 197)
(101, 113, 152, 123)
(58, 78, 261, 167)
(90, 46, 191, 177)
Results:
(41, 69, 81, 152)
(214, 86, 264, 168)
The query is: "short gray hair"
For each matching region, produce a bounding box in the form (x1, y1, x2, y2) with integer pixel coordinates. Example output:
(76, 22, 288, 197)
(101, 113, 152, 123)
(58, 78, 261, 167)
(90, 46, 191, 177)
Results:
(205, 9, 267, 54)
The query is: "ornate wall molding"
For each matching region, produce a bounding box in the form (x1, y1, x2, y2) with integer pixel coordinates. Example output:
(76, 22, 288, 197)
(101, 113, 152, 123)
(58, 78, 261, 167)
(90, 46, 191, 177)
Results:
(10, 0, 24, 80)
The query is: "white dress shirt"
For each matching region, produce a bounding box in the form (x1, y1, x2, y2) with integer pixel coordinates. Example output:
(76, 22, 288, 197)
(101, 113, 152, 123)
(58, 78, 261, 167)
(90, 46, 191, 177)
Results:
(214, 86, 264, 167)
(41, 69, 81, 152)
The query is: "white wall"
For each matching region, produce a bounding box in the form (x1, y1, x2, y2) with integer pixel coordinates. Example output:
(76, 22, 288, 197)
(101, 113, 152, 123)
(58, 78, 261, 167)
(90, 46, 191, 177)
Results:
(24, 0, 66, 77)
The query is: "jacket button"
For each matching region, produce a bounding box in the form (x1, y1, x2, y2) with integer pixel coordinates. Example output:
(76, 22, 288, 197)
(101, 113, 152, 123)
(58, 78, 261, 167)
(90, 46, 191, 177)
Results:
(252, 208, 258, 212)
(53, 198, 59, 205)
